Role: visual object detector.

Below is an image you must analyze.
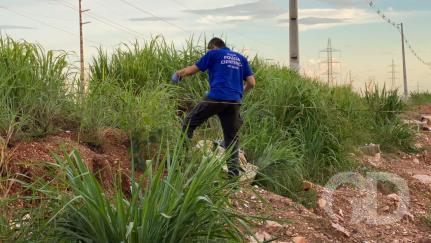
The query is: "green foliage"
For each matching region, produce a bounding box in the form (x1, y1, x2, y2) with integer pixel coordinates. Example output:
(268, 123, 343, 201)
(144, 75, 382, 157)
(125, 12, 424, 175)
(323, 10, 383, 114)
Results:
(79, 79, 178, 149)
(364, 85, 405, 122)
(0, 36, 74, 139)
(46, 146, 246, 243)
(409, 91, 431, 106)
(363, 86, 415, 152)
(90, 37, 209, 103)
(1, 36, 419, 236)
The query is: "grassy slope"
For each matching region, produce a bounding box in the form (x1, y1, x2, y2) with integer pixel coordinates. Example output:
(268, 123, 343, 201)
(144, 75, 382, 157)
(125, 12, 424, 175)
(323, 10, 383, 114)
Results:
(0, 36, 419, 241)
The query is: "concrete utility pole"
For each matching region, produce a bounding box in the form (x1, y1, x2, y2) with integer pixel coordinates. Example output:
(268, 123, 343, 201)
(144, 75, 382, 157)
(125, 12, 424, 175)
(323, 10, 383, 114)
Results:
(400, 23, 408, 97)
(79, 0, 90, 89)
(289, 0, 299, 72)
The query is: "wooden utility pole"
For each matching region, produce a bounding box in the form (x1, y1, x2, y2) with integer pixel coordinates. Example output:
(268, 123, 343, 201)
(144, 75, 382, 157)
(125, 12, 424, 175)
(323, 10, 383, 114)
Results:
(79, 0, 90, 89)
(400, 23, 408, 97)
(289, 0, 299, 72)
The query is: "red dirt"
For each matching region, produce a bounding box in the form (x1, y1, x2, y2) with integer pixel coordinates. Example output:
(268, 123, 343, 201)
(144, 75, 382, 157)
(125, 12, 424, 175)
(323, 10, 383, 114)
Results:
(3, 128, 131, 196)
(4, 106, 431, 242)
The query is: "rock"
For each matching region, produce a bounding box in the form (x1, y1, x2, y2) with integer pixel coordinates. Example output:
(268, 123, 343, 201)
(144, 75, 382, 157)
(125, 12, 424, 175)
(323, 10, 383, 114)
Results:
(303, 180, 314, 191)
(387, 193, 400, 202)
(421, 115, 431, 125)
(418, 238, 431, 243)
(250, 231, 272, 242)
(402, 212, 414, 222)
(292, 236, 307, 243)
(382, 206, 390, 212)
(331, 222, 350, 237)
(317, 198, 327, 209)
(415, 143, 423, 149)
(360, 144, 381, 156)
(404, 119, 428, 130)
(413, 174, 431, 184)
(413, 158, 420, 164)
(265, 220, 283, 229)
(196, 140, 259, 182)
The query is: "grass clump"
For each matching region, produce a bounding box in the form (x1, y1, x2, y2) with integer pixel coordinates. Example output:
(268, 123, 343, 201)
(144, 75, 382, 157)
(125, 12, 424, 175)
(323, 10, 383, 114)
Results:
(364, 86, 416, 152)
(0, 36, 75, 140)
(40, 143, 246, 243)
(79, 79, 178, 153)
(409, 91, 431, 106)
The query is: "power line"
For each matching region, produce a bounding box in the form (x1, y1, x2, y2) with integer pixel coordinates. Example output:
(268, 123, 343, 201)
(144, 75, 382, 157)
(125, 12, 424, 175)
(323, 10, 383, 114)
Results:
(0, 6, 69, 36)
(365, 0, 431, 70)
(53, 0, 149, 40)
(119, 0, 191, 34)
(168, 0, 274, 50)
(0, 5, 97, 44)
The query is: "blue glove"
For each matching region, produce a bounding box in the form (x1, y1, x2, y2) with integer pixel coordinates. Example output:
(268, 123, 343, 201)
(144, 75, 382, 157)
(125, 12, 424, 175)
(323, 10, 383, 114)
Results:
(171, 73, 181, 83)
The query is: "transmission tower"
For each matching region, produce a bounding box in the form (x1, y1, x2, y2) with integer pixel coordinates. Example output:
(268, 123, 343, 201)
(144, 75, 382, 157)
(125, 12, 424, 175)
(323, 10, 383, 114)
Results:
(320, 39, 340, 85)
(347, 70, 353, 86)
(388, 59, 397, 89)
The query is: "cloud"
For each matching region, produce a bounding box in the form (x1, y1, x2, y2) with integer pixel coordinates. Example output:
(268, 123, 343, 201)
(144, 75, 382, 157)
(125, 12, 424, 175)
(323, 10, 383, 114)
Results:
(315, 0, 363, 7)
(277, 8, 374, 30)
(129, 17, 177, 22)
(0, 25, 36, 30)
(282, 17, 350, 25)
(185, 0, 285, 23)
(278, 8, 429, 31)
(198, 15, 253, 25)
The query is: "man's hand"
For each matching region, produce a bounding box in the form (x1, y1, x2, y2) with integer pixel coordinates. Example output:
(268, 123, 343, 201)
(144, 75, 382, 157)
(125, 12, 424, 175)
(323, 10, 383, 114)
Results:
(244, 75, 256, 93)
(176, 64, 200, 78)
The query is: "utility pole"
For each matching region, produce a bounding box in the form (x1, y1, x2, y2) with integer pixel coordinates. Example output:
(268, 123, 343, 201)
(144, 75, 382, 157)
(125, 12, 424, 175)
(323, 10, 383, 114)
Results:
(289, 0, 299, 72)
(388, 59, 397, 89)
(400, 23, 408, 97)
(320, 39, 340, 85)
(79, 0, 90, 91)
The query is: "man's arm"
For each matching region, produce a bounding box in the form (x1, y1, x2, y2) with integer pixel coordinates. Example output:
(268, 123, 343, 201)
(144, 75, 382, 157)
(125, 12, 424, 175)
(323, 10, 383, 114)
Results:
(176, 64, 200, 78)
(244, 75, 256, 93)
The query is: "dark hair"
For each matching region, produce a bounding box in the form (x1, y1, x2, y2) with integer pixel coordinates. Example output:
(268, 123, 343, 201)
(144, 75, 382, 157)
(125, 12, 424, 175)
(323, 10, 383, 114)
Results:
(207, 37, 226, 50)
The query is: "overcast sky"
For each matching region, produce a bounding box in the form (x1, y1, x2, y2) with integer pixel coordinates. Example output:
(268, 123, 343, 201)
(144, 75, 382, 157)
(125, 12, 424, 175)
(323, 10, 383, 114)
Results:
(0, 0, 430, 91)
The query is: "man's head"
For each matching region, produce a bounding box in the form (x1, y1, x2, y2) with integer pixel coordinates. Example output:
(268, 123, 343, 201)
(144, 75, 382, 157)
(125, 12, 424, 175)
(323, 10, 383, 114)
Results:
(207, 37, 226, 50)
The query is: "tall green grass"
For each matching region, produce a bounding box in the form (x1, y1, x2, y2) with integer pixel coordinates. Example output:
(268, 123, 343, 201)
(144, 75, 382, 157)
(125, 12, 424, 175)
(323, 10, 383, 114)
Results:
(90, 37, 209, 104)
(79, 79, 178, 152)
(409, 91, 431, 106)
(0, 36, 75, 140)
(0, 35, 419, 242)
(363, 85, 415, 152)
(86, 37, 416, 200)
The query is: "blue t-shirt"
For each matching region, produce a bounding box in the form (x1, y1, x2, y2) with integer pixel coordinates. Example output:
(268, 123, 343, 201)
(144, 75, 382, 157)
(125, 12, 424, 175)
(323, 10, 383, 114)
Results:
(195, 47, 253, 102)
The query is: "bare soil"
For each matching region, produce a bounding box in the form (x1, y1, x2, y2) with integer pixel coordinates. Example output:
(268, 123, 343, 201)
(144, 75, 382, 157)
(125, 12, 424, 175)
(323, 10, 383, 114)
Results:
(3, 106, 431, 242)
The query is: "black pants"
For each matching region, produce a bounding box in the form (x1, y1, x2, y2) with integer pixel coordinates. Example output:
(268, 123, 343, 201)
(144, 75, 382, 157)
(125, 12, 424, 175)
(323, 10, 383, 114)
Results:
(182, 98, 242, 175)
